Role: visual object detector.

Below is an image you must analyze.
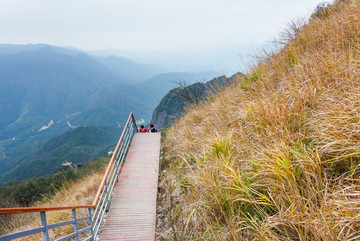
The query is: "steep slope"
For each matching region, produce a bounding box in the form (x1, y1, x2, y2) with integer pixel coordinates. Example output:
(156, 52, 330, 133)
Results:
(158, 1, 360, 240)
(151, 72, 243, 129)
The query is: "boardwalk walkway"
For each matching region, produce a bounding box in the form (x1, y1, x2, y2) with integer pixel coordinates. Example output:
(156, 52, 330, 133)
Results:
(99, 133, 161, 241)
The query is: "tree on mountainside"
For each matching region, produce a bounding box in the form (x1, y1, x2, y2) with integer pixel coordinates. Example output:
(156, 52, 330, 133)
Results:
(311, 2, 331, 19)
(273, 18, 306, 46)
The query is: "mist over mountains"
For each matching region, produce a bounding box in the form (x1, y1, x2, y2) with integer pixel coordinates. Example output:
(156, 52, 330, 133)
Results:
(94, 55, 164, 83)
(88, 46, 251, 74)
(0, 43, 219, 183)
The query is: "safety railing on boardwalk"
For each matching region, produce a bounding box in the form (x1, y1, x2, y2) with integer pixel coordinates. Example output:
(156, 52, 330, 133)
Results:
(0, 112, 138, 241)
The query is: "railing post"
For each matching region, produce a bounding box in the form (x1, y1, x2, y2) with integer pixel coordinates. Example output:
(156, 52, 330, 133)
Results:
(40, 211, 50, 241)
(72, 209, 79, 241)
(89, 208, 94, 241)
(104, 180, 110, 211)
(115, 157, 119, 183)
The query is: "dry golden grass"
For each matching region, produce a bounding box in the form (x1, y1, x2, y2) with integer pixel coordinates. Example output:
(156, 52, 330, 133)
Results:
(0, 171, 104, 240)
(158, 0, 360, 240)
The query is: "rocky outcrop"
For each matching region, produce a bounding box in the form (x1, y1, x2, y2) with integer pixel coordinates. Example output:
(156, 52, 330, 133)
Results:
(56, 161, 83, 172)
(151, 72, 243, 130)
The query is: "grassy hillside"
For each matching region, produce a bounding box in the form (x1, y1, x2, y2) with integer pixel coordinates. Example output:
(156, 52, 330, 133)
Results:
(158, 1, 360, 240)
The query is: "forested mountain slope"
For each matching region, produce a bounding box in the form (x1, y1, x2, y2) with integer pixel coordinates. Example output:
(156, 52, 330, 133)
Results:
(158, 1, 360, 239)
(0, 126, 119, 184)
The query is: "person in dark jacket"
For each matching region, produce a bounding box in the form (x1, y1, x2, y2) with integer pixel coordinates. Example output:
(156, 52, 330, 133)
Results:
(148, 123, 157, 133)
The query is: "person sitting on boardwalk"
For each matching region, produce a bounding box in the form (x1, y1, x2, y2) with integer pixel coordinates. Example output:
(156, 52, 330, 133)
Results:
(139, 125, 148, 133)
(148, 123, 158, 133)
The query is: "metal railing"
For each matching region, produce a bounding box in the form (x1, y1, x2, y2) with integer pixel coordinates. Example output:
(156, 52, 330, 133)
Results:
(0, 112, 138, 241)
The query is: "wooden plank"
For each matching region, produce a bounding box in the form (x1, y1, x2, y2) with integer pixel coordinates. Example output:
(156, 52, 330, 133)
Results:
(99, 133, 161, 241)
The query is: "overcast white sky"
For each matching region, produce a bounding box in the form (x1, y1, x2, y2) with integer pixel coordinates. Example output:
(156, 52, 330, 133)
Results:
(0, 0, 331, 53)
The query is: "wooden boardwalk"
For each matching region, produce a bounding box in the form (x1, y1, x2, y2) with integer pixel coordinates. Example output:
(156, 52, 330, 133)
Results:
(99, 133, 161, 241)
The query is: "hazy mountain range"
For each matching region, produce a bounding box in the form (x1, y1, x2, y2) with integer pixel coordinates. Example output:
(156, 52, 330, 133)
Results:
(88, 46, 252, 74)
(0, 44, 219, 184)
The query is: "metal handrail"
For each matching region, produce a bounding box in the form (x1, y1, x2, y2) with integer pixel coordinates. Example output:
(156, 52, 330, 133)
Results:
(0, 112, 138, 241)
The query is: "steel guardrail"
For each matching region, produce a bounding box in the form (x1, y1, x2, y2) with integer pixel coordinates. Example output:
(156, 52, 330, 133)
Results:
(0, 112, 138, 241)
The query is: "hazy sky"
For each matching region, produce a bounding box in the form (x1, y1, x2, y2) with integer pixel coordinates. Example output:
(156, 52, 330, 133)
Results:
(0, 0, 331, 53)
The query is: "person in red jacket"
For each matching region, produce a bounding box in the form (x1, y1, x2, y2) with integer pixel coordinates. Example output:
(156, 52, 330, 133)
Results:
(139, 125, 148, 133)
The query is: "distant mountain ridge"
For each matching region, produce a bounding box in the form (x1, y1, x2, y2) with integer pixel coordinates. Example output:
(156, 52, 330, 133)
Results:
(95, 55, 163, 83)
(0, 44, 82, 58)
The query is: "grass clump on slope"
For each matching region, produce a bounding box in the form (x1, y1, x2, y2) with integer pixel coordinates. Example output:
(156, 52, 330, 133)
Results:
(158, 1, 360, 240)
